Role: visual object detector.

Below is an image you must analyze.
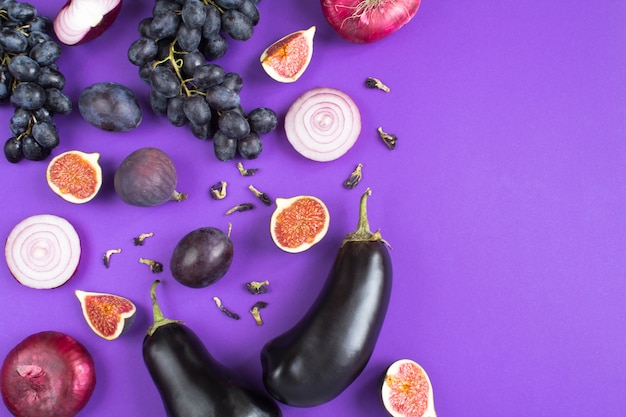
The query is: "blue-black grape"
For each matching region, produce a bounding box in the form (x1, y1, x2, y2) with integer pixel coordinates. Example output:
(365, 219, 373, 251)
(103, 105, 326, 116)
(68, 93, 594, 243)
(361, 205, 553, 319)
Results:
(4, 137, 23, 163)
(0, 27, 28, 52)
(183, 94, 211, 126)
(37, 66, 66, 89)
(150, 90, 169, 115)
(202, 5, 222, 39)
(177, 24, 202, 52)
(0, 68, 13, 100)
(206, 85, 240, 111)
(27, 31, 52, 48)
(200, 35, 228, 61)
(213, 130, 237, 161)
(237, 132, 263, 159)
(9, 108, 30, 136)
(8, 55, 40, 82)
(29, 40, 61, 66)
(11, 82, 46, 110)
(21, 134, 50, 161)
(215, 0, 245, 9)
(237, 0, 260, 25)
(149, 10, 180, 39)
(181, 0, 206, 29)
(221, 72, 243, 93)
(78, 82, 142, 131)
(128, 37, 158, 66)
(221, 10, 254, 41)
(218, 110, 250, 140)
(150, 65, 181, 98)
(7, 1, 35, 21)
(190, 121, 214, 140)
(31, 120, 59, 149)
(247, 107, 278, 134)
(167, 95, 187, 127)
(153, 0, 179, 16)
(193, 64, 225, 90)
(181, 50, 205, 77)
(44, 88, 72, 115)
(28, 15, 51, 33)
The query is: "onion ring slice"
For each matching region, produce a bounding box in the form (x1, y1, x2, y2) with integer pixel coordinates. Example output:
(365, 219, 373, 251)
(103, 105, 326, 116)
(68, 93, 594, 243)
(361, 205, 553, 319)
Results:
(284, 87, 361, 162)
(5, 214, 81, 289)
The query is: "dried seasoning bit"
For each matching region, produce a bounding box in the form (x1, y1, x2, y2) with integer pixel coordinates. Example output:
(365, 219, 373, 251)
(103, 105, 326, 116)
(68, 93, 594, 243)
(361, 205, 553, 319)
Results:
(250, 301, 268, 326)
(245, 280, 270, 295)
(139, 258, 164, 273)
(249, 184, 272, 206)
(103, 248, 122, 268)
(209, 181, 228, 200)
(365, 77, 390, 93)
(377, 127, 398, 150)
(237, 162, 259, 176)
(213, 296, 241, 320)
(133, 232, 154, 246)
(343, 163, 363, 189)
(225, 203, 255, 215)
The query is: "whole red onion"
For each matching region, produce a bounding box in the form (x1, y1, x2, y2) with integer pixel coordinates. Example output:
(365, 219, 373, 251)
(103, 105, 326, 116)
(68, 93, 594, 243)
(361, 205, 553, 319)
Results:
(321, 0, 421, 43)
(1, 331, 96, 417)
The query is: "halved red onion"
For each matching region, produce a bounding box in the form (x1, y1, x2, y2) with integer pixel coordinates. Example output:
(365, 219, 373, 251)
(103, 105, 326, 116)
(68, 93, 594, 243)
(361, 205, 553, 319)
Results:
(284, 87, 361, 162)
(54, 0, 123, 46)
(4, 214, 81, 289)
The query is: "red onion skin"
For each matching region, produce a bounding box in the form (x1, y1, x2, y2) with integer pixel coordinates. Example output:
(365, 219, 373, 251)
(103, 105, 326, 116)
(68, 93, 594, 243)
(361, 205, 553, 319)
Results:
(321, 0, 421, 43)
(1, 331, 96, 417)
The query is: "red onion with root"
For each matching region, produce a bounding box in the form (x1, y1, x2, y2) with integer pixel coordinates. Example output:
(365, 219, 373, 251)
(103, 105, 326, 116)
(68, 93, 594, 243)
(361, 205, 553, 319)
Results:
(321, 0, 421, 43)
(1, 331, 96, 417)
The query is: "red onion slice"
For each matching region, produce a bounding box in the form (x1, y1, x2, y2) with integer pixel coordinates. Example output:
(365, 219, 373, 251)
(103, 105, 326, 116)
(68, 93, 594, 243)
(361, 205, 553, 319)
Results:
(54, 0, 123, 45)
(284, 87, 361, 162)
(4, 214, 81, 289)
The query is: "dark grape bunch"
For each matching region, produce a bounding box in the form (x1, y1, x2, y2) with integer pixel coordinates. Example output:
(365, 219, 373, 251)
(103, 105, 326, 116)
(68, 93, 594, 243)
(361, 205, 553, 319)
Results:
(0, 0, 72, 163)
(128, 0, 278, 161)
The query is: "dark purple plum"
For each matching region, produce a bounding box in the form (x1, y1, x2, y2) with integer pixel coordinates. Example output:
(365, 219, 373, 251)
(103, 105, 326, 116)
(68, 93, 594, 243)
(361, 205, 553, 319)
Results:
(78, 82, 142, 132)
(170, 227, 234, 288)
(114, 147, 187, 207)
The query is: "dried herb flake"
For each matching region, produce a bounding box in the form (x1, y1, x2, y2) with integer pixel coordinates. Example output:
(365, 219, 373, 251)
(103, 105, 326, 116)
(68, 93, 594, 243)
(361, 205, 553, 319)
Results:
(103, 248, 122, 268)
(213, 296, 241, 320)
(225, 203, 255, 215)
(245, 280, 270, 295)
(133, 232, 154, 246)
(139, 258, 163, 273)
(343, 163, 363, 189)
(365, 77, 390, 92)
(209, 181, 228, 200)
(249, 184, 272, 206)
(237, 162, 259, 176)
(249, 301, 268, 326)
(377, 127, 397, 150)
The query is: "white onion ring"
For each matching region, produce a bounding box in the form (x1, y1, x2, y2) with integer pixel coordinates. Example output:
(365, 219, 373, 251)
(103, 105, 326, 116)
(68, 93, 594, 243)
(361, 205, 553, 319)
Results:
(5, 214, 81, 289)
(284, 87, 361, 162)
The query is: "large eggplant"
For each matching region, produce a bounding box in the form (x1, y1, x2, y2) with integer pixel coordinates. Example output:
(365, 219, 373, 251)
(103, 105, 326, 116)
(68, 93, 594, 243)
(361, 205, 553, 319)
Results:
(261, 188, 392, 407)
(143, 280, 282, 417)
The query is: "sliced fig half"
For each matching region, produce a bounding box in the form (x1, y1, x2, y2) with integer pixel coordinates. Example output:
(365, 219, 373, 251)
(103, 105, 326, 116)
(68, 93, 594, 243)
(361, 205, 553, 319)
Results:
(260, 26, 315, 83)
(270, 195, 330, 253)
(75, 290, 136, 340)
(46, 150, 103, 204)
(381, 359, 436, 417)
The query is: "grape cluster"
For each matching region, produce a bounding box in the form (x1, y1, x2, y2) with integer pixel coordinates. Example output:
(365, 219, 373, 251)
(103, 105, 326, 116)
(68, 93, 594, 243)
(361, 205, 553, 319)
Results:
(128, 0, 278, 161)
(0, 0, 72, 163)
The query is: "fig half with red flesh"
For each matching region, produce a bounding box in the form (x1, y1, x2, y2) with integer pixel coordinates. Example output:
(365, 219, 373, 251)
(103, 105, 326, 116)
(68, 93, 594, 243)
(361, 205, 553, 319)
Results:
(75, 290, 136, 340)
(382, 359, 436, 417)
(260, 26, 315, 83)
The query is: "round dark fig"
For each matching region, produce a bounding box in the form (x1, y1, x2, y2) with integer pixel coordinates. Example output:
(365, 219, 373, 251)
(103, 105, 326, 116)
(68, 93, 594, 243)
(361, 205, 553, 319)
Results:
(170, 227, 234, 288)
(114, 147, 187, 207)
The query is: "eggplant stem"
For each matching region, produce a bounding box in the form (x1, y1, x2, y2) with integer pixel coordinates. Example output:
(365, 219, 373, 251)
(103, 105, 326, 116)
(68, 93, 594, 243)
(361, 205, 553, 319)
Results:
(343, 188, 391, 247)
(147, 280, 182, 337)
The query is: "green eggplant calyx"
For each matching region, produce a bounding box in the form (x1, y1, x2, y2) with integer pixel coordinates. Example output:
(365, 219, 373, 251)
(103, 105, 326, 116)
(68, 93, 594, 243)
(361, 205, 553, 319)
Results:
(343, 188, 391, 248)
(147, 280, 182, 337)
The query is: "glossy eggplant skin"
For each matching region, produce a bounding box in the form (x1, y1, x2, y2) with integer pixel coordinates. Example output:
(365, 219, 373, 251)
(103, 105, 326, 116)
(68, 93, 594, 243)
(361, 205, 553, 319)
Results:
(143, 323, 282, 417)
(260, 239, 392, 407)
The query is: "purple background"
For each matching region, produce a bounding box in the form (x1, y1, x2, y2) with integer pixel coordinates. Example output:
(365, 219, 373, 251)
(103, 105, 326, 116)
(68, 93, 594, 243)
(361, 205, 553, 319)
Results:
(2, 0, 626, 416)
